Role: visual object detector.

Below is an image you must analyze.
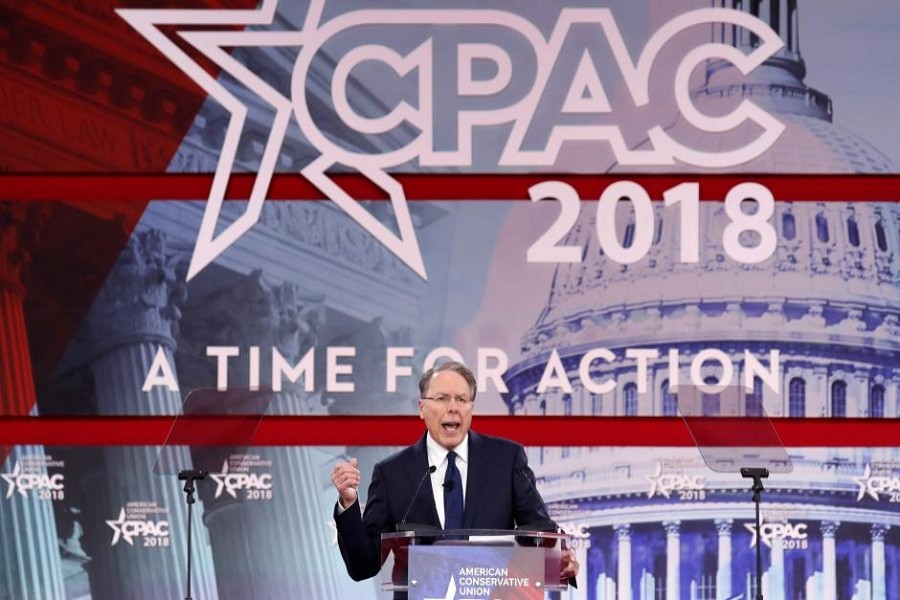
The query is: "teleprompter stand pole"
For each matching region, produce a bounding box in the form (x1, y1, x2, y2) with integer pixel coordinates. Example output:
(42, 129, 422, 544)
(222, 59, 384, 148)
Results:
(741, 467, 769, 600)
(178, 470, 207, 600)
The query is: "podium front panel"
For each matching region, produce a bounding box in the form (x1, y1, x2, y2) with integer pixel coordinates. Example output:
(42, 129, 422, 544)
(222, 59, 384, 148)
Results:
(408, 544, 545, 599)
(381, 529, 567, 595)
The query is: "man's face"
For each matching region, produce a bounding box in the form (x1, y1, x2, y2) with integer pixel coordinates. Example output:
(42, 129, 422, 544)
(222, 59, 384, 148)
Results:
(419, 370, 474, 450)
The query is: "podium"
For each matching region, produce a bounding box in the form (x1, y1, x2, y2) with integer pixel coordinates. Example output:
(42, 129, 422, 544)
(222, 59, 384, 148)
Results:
(381, 529, 571, 599)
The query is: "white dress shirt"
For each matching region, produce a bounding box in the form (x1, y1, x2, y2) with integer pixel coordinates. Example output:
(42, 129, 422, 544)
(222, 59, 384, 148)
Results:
(426, 433, 468, 529)
(335, 434, 469, 524)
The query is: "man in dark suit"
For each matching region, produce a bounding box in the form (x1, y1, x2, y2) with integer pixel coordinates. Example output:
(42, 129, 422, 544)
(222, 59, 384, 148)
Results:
(331, 361, 579, 593)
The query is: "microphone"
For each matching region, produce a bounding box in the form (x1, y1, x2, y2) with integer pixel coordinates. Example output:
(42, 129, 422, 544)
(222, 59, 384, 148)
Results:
(515, 466, 556, 532)
(397, 465, 436, 530)
(442, 479, 455, 492)
(177, 469, 207, 481)
(516, 466, 577, 588)
(741, 466, 769, 492)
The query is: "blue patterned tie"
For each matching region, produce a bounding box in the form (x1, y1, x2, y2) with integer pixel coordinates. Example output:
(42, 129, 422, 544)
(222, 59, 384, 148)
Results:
(443, 451, 464, 531)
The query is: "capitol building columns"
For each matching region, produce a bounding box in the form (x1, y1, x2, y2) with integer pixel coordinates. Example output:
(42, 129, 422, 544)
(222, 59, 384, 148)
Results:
(767, 535, 785, 599)
(614, 523, 632, 600)
(715, 519, 733, 600)
(253, 281, 352, 599)
(871, 524, 889, 600)
(573, 515, 900, 600)
(176, 272, 352, 599)
(79, 229, 218, 600)
(820, 520, 840, 599)
(663, 521, 681, 600)
(809, 366, 829, 417)
(560, 528, 590, 600)
(760, 360, 783, 416)
(502, 2, 900, 597)
(0, 205, 66, 599)
(888, 377, 900, 418)
(849, 369, 868, 417)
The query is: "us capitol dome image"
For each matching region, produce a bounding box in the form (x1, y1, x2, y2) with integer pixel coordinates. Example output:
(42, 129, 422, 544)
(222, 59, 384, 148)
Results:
(502, 1, 900, 599)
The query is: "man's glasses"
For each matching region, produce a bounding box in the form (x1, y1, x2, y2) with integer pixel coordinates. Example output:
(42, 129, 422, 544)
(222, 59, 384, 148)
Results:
(421, 394, 474, 407)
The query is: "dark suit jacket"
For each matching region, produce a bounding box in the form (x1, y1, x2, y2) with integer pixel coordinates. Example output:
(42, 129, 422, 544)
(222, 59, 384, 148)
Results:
(333, 430, 560, 594)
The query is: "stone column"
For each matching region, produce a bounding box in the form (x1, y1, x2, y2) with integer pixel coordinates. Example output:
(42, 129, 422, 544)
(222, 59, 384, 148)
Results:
(614, 524, 632, 600)
(79, 230, 218, 600)
(847, 368, 865, 417)
(260, 282, 355, 599)
(715, 519, 733, 600)
(820, 520, 839, 600)
(809, 366, 828, 417)
(768, 535, 784, 599)
(0, 204, 67, 599)
(663, 521, 680, 600)
(566, 532, 590, 600)
(886, 376, 899, 418)
(179, 274, 354, 598)
(870, 523, 888, 600)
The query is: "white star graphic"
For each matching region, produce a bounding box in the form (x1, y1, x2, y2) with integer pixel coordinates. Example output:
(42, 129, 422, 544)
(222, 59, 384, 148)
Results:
(1, 461, 24, 499)
(117, 0, 426, 281)
(743, 522, 760, 548)
(645, 463, 669, 499)
(743, 521, 781, 549)
(852, 465, 878, 501)
(106, 508, 134, 546)
(209, 459, 234, 499)
(425, 576, 458, 600)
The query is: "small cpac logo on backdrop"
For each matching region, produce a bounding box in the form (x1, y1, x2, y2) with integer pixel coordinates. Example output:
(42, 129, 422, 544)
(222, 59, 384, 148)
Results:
(118, 1, 784, 282)
(106, 507, 171, 548)
(210, 459, 274, 500)
(1, 461, 65, 501)
(645, 462, 706, 501)
(853, 465, 900, 502)
(744, 520, 809, 551)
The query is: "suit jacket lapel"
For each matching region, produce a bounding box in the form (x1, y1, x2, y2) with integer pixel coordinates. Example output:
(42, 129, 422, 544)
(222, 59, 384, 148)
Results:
(411, 434, 441, 528)
(463, 431, 484, 528)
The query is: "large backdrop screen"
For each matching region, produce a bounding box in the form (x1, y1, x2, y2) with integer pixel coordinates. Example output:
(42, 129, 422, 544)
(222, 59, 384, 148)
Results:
(0, 1, 898, 599)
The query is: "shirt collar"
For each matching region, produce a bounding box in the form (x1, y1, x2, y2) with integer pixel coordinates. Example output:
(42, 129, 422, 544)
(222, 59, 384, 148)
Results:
(425, 432, 469, 467)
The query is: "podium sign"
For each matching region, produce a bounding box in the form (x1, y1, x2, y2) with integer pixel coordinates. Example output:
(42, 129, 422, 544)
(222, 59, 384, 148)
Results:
(409, 544, 544, 600)
(382, 529, 569, 598)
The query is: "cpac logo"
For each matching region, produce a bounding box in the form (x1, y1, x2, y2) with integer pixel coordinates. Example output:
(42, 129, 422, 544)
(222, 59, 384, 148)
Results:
(853, 465, 900, 502)
(106, 508, 170, 546)
(209, 460, 273, 499)
(1, 462, 64, 499)
(646, 463, 706, 499)
(744, 521, 808, 549)
(119, 1, 784, 282)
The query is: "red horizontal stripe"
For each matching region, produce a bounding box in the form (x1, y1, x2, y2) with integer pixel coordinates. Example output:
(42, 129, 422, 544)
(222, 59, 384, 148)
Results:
(0, 416, 896, 447)
(1, 173, 899, 202)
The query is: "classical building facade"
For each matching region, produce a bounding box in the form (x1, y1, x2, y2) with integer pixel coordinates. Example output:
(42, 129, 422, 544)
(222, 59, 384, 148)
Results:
(2, 1, 450, 598)
(503, 2, 900, 599)
(2, 1, 897, 599)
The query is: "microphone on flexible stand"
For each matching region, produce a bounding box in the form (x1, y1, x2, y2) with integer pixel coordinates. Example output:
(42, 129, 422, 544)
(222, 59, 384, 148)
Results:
(515, 466, 556, 531)
(516, 465, 576, 589)
(397, 465, 437, 531)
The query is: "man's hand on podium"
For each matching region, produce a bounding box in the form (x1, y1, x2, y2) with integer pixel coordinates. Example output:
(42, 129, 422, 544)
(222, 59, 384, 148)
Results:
(331, 457, 360, 509)
(560, 548, 579, 581)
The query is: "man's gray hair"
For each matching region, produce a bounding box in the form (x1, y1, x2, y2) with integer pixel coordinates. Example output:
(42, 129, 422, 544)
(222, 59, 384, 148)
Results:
(418, 361, 477, 401)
